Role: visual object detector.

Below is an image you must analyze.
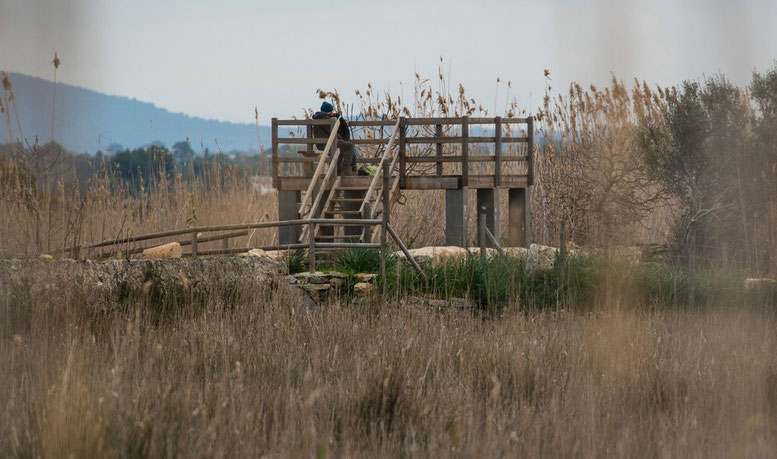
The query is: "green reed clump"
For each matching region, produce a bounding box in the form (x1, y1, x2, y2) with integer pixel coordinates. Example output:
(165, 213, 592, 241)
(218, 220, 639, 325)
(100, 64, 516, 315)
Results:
(381, 252, 746, 310)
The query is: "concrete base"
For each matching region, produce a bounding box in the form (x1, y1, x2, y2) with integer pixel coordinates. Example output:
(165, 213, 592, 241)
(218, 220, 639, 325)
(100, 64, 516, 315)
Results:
(278, 190, 301, 244)
(507, 187, 531, 247)
(476, 188, 500, 247)
(445, 188, 469, 247)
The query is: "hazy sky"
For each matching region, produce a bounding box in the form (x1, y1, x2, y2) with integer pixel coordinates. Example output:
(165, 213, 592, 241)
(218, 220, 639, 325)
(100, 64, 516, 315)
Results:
(2, 0, 776, 124)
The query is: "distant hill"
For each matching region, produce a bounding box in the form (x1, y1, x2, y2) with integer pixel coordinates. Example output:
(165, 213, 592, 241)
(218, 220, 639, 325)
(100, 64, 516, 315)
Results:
(2, 72, 271, 154)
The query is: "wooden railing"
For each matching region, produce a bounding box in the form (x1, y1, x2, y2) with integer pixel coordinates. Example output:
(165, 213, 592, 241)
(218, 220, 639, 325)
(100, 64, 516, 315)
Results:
(272, 116, 534, 189)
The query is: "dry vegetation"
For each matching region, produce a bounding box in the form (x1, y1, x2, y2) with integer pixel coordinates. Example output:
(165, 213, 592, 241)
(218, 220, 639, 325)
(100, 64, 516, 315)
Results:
(3, 59, 777, 456)
(2, 285, 776, 457)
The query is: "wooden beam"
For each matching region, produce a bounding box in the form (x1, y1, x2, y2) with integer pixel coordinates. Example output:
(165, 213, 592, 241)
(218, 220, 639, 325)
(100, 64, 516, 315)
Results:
(271, 118, 278, 188)
(461, 116, 469, 187)
(435, 124, 443, 176)
(399, 117, 407, 188)
(527, 116, 534, 186)
(494, 116, 502, 187)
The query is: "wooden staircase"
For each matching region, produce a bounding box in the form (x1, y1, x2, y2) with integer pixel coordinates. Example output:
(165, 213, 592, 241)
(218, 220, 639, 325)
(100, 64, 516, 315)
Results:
(298, 119, 401, 251)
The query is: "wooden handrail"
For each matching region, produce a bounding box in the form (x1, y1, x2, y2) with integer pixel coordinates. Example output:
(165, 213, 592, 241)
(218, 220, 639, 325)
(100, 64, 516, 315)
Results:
(298, 118, 340, 217)
(299, 148, 341, 243)
(359, 119, 401, 216)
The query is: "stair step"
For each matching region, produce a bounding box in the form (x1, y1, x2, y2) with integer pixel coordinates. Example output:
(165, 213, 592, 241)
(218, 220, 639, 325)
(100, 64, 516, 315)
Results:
(325, 210, 363, 216)
(338, 186, 372, 191)
(314, 235, 361, 240)
(332, 198, 364, 203)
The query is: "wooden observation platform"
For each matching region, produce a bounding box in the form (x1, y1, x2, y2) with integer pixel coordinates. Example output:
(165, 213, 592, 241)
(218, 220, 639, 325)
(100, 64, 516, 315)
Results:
(272, 116, 534, 249)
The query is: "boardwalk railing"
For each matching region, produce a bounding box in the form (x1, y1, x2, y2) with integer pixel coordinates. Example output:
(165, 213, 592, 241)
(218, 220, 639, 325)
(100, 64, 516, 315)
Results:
(272, 116, 534, 190)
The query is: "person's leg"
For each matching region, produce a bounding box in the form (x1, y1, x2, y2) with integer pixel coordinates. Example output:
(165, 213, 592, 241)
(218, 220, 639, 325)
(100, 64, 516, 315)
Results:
(337, 140, 356, 175)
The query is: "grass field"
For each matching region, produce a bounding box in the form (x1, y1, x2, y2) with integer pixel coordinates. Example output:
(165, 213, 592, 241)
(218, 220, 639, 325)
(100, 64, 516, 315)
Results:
(2, 284, 776, 457)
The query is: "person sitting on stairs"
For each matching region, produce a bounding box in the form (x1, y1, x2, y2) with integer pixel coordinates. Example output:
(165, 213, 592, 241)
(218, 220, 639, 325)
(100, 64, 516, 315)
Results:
(312, 101, 368, 176)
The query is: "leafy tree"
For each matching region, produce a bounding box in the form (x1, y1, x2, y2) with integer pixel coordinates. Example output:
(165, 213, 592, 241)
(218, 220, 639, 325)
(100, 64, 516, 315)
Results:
(172, 140, 195, 163)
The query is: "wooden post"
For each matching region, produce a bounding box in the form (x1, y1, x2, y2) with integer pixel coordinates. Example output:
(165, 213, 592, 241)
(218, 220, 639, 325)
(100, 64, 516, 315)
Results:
(271, 118, 278, 188)
(308, 221, 316, 273)
(526, 116, 534, 186)
(494, 116, 502, 187)
(380, 161, 390, 287)
(399, 117, 407, 188)
(461, 116, 469, 187)
(191, 231, 198, 257)
(435, 123, 443, 176)
(306, 125, 313, 155)
(479, 207, 487, 258)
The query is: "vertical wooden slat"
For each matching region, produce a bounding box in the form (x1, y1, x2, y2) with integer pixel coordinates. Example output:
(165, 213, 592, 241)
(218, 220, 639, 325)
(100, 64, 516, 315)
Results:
(308, 221, 316, 273)
(527, 116, 534, 186)
(399, 117, 407, 188)
(461, 116, 469, 187)
(435, 124, 443, 176)
(494, 116, 502, 187)
(306, 125, 313, 155)
(271, 118, 279, 188)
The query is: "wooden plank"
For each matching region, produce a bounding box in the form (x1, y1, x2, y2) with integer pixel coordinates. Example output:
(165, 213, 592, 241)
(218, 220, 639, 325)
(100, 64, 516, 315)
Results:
(527, 116, 534, 186)
(271, 118, 279, 188)
(306, 125, 313, 155)
(276, 137, 332, 145)
(405, 156, 462, 163)
(469, 117, 528, 124)
(404, 136, 527, 144)
(308, 221, 316, 273)
(405, 117, 464, 126)
(276, 119, 335, 126)
(462, 116, 469, 187)
(405, 137, 462, 144)
(349, 138, 391, 145)
(494, 116, 502, 187)
(404, 176, 460, 190)
(277, 157, 319, 163)
(348, 120, 397, 127)
(399, 117, 407, 188)
(435, 124, 443, 175)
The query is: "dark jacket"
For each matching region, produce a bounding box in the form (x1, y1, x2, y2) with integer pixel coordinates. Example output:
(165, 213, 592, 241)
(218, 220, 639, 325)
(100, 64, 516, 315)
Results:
(312, 111, 350, 150)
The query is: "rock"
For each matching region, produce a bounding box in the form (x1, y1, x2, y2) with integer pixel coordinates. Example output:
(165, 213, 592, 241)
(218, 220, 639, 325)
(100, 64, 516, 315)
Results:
(0, 257, 286, 313)
(294, 271, 332, 284)
(356, 273, 377, 282)
(240, 248, 268, 258)
(299, 283, 331, 302)
(744, 278, 777, 291)
(526, 243, 558, 273)
(142, 242, 182, 259)
(38, 254, 54, 261)
(392, 246, 469, 267)
(504, 247, 529, 259)
(467, 247, 498, 257)
(286, 284, 318, 310)
(263, 250, 291, 261)
(354, 282, 375, 297)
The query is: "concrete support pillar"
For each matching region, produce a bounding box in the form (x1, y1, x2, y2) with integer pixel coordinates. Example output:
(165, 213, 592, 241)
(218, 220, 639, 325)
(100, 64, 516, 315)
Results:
(278, 190, 301, 244)
(476, 188, 500, 247)
(507, 187, 531, 247)
(445, 188, 469, 247)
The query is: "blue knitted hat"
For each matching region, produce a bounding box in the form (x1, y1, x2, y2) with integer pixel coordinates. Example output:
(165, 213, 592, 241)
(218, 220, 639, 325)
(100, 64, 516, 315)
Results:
(320, 101, 334, 113)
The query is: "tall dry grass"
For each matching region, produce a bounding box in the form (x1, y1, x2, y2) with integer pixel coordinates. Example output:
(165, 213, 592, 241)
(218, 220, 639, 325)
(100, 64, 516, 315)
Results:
(2, 285, 776, 457)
